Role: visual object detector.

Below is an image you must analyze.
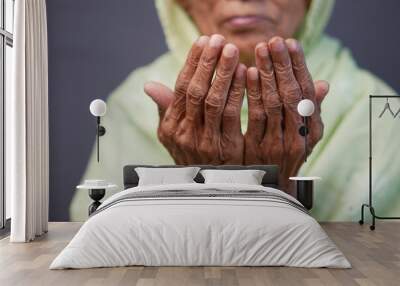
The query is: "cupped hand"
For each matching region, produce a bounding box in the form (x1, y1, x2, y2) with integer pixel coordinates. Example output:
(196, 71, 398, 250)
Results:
(144, 34, 246, 165)
(244, 37, 329, 194)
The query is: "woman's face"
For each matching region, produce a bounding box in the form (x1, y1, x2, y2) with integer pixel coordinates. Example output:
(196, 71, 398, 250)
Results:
(177, 0, 308, 65)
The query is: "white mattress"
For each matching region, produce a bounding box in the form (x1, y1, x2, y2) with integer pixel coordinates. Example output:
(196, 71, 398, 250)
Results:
(50, 183, 350, 269)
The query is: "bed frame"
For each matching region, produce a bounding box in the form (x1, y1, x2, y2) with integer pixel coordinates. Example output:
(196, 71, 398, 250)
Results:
(123, 165, 314, 210)
(123, 165, 280, 190)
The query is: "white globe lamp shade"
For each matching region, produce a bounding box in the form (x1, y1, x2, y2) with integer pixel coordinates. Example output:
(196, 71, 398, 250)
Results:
(297, 99, 315, 117)
(90, 99, 107, 117)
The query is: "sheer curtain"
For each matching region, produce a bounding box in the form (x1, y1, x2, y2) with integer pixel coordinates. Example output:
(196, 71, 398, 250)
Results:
(8, 0, 49, 242)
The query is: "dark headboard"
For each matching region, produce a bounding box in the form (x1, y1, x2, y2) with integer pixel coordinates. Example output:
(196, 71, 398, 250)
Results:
(123, 165, 280, 190)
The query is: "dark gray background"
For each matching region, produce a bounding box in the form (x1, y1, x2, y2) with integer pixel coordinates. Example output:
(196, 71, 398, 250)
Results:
(47, 0, 400, 221)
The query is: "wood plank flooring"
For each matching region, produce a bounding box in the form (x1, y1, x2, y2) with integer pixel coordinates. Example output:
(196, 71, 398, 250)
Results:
(0, 222, 399, 286)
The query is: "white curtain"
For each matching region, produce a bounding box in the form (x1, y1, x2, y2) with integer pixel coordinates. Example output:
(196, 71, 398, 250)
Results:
(8, 0, 49, 242)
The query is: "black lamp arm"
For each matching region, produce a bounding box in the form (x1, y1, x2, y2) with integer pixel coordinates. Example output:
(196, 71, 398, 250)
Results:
(298, 116, 309, 162)
(96, 116, 106, 162)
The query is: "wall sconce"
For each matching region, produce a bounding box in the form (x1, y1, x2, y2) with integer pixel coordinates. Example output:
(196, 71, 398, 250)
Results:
(89, 99, 107, 162)
(297, 99, 315, 162)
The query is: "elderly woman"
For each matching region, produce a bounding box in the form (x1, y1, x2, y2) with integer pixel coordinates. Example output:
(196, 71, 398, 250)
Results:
(70, 0, 399, 222)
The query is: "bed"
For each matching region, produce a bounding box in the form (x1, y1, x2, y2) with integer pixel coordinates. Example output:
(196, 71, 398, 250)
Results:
(50, 165, 350, 269)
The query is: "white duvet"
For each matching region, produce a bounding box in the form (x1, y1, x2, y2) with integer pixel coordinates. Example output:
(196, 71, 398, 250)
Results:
(50, 183, 350, 269)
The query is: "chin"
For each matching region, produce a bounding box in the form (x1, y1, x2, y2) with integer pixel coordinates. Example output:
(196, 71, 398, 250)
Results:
(227, 32, 275, 66)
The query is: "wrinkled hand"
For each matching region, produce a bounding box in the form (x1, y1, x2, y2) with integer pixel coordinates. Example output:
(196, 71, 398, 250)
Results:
(244, 37, 329, 194)
(144, 35, 246, 165)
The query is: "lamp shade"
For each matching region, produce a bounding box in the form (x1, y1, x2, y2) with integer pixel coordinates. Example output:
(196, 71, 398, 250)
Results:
(297, 99, 315, 117)
(89, 99, 107, 117)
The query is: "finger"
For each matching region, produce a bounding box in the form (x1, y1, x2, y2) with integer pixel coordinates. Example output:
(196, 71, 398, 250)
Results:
(314, 80, 329, 108)
(285, 39, 315, 102)
(268, 37, 303, 135)
(144, 81, 174, 118)
(204, 43, 239, 134)
(255, 42, 283, 142)
(146, 81, 184, 160)
(171, 35, 209, 121)
(268, 37, 302, 107)
(286, 39, 329, 130)
(308, 80, 329, 145)
(286, 38, 328, 142)
(186, 34, 225, 123)
(246, 67, 265, 143)
(222, 63, 246, 137)
(286, 39, 326, 151)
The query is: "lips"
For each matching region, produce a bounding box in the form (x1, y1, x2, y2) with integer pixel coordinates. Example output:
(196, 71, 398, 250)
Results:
(223, 15, 271, 30)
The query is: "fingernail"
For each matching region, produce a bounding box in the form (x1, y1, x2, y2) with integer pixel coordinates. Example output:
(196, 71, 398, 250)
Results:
(144, 81, 155, 94)
(223, 43, 237, 58)
(196, 35, 209, 47)
(235, 64, 247, 79)
(256, 44, 269, 57)
(322, 81, 330, 93)
(286, 39, 299, 52)
(209, 34, 224, 47)
(270, 37, 285, 51)
(248, 67, 259, 80)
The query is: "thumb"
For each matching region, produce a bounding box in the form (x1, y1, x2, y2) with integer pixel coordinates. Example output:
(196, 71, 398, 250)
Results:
(144, 81, 174, 117)
(314, 80, 330, 107)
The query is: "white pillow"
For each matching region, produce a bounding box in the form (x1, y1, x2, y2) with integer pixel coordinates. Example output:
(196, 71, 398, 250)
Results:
(135, 167, 200, 186)
(200, 169, 266, 185)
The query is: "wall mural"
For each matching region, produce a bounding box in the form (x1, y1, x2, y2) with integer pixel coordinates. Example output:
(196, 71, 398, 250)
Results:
(47, 0, 400, 222)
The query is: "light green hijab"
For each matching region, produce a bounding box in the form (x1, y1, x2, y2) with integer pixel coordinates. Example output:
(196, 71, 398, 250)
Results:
(70, 0, 399, 222)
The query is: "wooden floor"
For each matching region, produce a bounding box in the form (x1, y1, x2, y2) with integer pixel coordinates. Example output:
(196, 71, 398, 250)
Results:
(0, 222, 399, 286)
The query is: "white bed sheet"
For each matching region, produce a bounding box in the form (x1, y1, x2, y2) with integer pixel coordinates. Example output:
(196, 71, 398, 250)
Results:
(50, 183, 350, 269)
